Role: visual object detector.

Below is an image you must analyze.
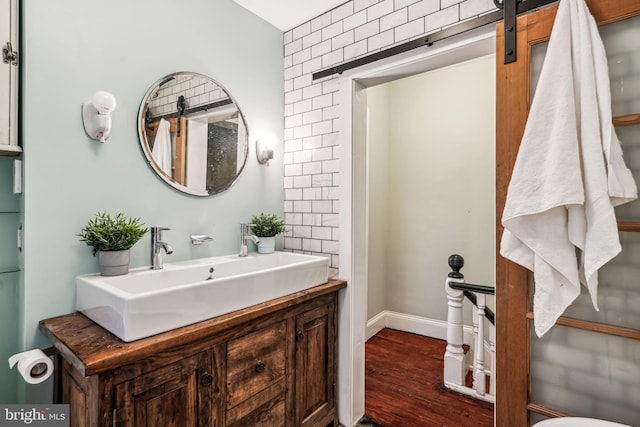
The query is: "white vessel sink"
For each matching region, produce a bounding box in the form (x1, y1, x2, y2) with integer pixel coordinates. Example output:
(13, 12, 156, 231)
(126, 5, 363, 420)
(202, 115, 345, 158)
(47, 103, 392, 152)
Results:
(76, 252, 329, 342)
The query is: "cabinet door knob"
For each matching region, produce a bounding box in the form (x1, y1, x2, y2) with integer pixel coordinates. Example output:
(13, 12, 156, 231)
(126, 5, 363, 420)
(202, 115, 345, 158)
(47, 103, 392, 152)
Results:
(200, 373, 213, 386)
(255, 361, 266, 373)
(296, 331, 305, 341)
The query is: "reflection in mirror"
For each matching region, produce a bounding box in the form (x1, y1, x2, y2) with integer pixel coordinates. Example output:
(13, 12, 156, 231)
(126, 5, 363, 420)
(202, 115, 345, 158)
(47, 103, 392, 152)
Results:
(138, 72, 249, 196)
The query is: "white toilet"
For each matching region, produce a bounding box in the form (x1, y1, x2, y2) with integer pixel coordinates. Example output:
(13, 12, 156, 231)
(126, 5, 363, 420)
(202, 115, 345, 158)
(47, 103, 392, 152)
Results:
(533, 417, 631, 427)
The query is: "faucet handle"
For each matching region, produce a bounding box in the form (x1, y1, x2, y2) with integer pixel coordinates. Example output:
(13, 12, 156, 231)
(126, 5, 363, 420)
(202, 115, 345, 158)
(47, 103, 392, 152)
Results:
(151, 227, 171, 242)
(151, 226, 171, 235)
(240, 223, 256, 232)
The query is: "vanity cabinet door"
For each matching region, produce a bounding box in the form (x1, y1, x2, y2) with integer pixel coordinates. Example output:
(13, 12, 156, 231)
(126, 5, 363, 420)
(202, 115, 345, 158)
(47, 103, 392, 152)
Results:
(114, 351, 213, 427)
(295, 302, 337, 427)
(59, 358, 100, 427)
(225, 320, 287, 427)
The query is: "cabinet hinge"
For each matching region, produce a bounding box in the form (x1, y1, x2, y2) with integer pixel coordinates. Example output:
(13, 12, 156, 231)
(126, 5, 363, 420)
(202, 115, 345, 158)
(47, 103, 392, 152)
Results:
(3, 42, 18, 65)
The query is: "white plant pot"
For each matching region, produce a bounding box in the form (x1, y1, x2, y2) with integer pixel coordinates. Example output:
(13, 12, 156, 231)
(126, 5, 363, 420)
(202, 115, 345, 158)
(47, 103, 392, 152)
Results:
(98, 250, 131, 276)
(257, 237, 276, 254)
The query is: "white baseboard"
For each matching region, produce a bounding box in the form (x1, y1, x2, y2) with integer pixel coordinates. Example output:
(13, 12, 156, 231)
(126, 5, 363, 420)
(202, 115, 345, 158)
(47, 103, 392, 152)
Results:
(365, 311, 387, 341)
(366, 310, 475, 345)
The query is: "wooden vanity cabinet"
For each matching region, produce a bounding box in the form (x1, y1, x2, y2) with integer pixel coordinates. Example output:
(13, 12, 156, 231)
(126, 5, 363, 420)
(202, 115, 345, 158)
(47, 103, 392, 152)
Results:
(40, 280, 345, 427)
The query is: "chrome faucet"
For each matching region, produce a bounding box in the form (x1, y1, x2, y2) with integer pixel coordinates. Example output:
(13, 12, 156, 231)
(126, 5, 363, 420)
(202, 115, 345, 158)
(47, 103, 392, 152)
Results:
(151, 227, 173, 269)
(239, 223, 260, 257)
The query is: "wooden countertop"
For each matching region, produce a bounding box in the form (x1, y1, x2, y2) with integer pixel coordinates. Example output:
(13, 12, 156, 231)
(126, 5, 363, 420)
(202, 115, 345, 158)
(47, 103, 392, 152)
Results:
(39, 279, 347, 376)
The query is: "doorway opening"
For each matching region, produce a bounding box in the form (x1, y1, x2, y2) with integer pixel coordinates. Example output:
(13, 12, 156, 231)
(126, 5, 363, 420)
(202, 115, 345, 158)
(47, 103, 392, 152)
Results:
(336, 26, 497, 425)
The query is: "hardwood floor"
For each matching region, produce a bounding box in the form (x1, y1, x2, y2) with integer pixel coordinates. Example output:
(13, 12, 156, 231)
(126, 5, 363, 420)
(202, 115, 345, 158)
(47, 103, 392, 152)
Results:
(364, 328, 494, 427)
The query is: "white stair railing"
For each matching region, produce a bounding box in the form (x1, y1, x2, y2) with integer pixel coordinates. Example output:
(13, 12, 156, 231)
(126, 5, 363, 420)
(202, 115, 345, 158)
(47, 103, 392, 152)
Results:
(443, 254, 495, 403)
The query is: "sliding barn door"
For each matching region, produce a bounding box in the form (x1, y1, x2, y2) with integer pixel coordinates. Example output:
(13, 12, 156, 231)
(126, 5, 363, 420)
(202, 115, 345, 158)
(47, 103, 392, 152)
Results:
(496, 1, 640, 425)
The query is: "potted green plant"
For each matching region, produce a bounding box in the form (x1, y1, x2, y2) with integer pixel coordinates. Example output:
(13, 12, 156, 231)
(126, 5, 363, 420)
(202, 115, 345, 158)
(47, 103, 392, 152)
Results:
(250, 213, 286, 254)
(78, 212, 148, 276)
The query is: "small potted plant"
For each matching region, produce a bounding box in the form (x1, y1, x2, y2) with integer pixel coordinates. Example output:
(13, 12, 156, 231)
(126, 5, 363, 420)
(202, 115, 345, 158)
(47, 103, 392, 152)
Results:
(78, 212, 148, 276)
(250, 213, 286, 254)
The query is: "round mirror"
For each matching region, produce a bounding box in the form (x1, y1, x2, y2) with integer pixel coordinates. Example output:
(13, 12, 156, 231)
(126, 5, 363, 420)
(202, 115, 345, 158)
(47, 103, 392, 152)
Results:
(137, 72, 249, 196)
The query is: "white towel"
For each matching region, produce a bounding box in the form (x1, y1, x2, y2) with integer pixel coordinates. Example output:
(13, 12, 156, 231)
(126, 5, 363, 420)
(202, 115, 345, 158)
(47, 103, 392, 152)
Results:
(500, 0, 637, 337)
(152, 118, 172, 177)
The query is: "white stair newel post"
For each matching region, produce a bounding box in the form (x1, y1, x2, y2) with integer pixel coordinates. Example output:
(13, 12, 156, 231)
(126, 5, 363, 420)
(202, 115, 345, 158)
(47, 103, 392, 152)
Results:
(444, 254, 466, 387)
(442, 254, 495, 404)
(474, 293, 486, 396)
(445, 279, 465, 385)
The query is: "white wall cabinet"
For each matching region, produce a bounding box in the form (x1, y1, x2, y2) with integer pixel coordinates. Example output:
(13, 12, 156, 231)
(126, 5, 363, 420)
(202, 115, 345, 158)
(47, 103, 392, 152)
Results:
(0, 0, 20, 155)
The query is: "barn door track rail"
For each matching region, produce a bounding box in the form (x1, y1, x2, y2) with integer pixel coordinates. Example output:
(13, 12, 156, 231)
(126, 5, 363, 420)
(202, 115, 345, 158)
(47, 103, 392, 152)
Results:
(312, 0, 559, 80)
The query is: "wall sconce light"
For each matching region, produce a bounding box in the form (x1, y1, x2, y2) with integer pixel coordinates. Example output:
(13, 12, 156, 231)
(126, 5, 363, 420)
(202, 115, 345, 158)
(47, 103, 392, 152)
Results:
(256, 133, 277, 166)
(82, 91, 117, 143)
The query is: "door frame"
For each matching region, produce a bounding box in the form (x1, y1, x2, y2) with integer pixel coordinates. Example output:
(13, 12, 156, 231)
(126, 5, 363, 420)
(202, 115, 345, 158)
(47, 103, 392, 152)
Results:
(336, 27, 496, 426)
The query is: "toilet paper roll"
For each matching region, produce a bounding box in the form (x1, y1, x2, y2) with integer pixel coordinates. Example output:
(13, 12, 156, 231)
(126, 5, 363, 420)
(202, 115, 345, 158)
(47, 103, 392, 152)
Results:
(8, 349, 54, 384)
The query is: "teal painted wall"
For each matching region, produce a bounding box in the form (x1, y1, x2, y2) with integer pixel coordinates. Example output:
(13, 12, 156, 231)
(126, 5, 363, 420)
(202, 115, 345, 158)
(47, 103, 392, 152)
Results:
(1, 0, 283, 403)
(0, 157, 20, 403)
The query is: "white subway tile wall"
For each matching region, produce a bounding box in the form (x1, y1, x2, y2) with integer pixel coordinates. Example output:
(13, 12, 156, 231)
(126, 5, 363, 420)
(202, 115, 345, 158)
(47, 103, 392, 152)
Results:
(283, 0, 497, 272)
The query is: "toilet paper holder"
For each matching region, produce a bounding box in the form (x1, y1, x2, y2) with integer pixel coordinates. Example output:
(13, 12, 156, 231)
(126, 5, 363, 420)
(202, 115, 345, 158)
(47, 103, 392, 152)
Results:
(41, 346, 57, 357)
(33, 347, 57, 378)
(8, 346, 58, 385)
